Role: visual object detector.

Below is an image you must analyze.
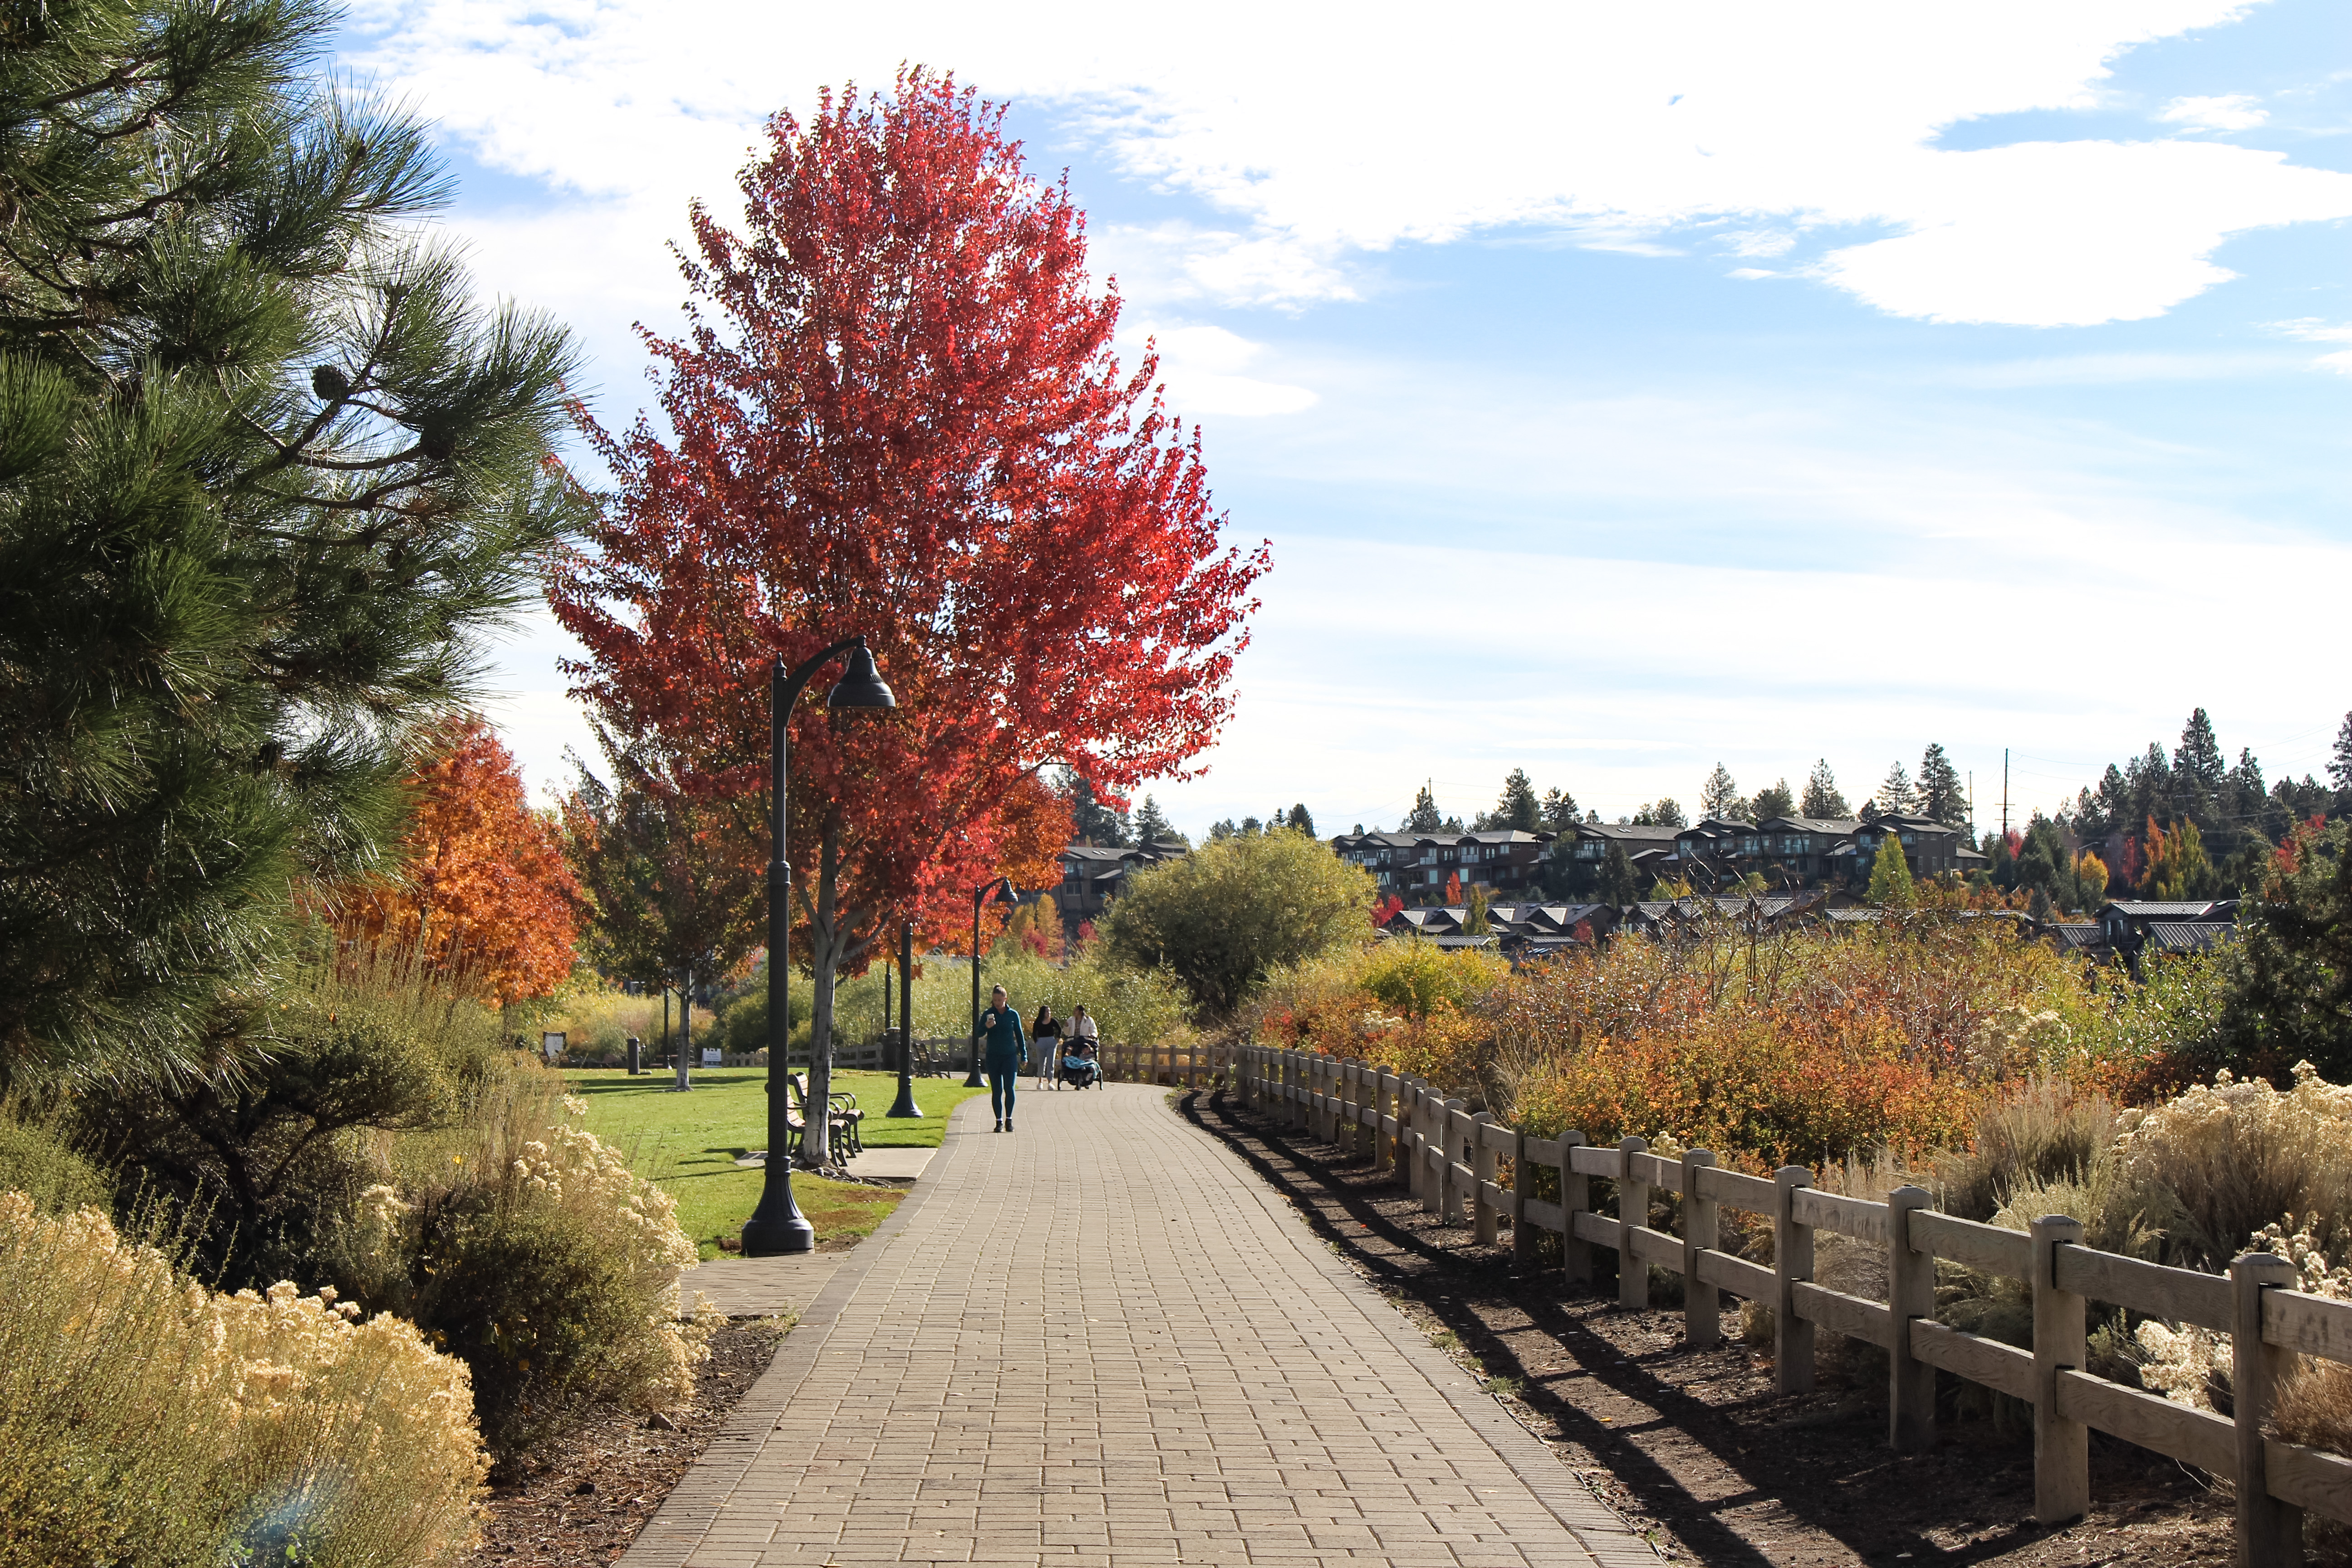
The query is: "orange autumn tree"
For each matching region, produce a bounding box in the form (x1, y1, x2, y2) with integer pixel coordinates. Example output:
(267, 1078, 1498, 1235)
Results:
(344, 716, 580, 1007)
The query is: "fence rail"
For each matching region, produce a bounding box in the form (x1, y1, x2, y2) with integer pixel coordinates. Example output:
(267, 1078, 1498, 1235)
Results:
(1235, 1044, 2352, 1565)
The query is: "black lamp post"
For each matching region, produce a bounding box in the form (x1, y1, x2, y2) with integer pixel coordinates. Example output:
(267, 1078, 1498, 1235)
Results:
(740, 636, 897, 1258)
(886, 920, 920, 1118)
(963, 877, 1013, 1088)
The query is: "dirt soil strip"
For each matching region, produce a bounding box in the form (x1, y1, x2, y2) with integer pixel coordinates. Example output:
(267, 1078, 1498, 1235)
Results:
(1180, 1086, 2243, 1568)
(465, 1318, 789, 1566)
(467, 1116, 961, 1566)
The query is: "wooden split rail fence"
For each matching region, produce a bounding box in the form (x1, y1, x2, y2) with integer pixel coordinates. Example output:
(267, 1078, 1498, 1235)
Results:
(1237, 1044, 2352, 1564)
(1091, 1038, 1235, 1088)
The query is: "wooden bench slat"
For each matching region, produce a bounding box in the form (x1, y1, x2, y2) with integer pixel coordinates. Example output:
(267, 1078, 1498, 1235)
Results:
(1908, 1210, 2032, 1280)
(2054, 1370, 2233, 1474)
(1908, 1318, 2035, 1402)
(1694, 1249, 1774, 1300)
(1790, 1189, 1889, 1244)
(1789, 1281, 1894, 1348)
(2264, 1437, 2352, 1525)
(2054, 1248, 2232, 1332)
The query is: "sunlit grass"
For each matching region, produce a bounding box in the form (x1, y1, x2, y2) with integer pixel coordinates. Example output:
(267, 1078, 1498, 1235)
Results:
(563, 1068, 985, 1258)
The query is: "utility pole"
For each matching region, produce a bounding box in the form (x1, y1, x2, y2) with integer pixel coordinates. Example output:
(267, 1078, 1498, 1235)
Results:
(2001, 749, 2010, 842)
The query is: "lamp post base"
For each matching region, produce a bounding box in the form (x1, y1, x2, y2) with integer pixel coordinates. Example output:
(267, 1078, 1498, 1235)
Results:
(740, 1167, 815, 1255)
(962, 1065, 984, 1089)
(886, 1084, 921, 1118)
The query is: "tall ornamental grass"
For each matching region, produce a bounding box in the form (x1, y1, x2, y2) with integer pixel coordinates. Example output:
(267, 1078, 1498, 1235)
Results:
(0, 1192, 485, 1568)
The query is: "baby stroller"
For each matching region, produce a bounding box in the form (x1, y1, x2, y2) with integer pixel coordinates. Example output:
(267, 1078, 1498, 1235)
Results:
(1057, 1040, 1102, 1090)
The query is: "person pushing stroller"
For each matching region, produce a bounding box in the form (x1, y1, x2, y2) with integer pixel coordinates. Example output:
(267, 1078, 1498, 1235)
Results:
(1058, 1006, 1102, 1089)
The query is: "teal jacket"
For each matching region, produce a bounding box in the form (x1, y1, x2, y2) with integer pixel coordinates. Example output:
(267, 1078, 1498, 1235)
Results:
(980, 1005, 1028, 1070)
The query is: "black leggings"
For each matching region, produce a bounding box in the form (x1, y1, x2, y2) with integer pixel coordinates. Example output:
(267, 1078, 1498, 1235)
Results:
(989, 1067, 1017, 1122)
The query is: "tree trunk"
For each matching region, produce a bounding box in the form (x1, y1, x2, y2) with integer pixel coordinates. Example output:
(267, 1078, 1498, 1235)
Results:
(796, 810, 879, 1171)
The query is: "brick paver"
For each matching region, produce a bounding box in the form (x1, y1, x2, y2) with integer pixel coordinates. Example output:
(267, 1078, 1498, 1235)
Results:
(623, 1084, 1650, 1567)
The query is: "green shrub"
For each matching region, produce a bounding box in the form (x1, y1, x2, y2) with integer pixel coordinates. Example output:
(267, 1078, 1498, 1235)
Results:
(0, 1107, 108, 1217)
(77, 998, 453, 1290)
(340, 1074, 707, 1464)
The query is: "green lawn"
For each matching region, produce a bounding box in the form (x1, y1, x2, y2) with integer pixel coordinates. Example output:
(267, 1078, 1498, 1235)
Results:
(565, 1067, 986, 1259)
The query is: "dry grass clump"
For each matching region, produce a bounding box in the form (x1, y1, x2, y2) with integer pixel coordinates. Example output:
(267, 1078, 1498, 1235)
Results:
(338, 1070, 710, 1460)
(2113, 1060, 2352, 1270)
(0, 1190, 484, 1568)
(1930, 1079, 2118, 1223)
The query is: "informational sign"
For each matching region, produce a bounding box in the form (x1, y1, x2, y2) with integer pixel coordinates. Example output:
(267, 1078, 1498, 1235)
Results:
(701, 1047, 722, 1067)
(541, 1032, 565, 1061)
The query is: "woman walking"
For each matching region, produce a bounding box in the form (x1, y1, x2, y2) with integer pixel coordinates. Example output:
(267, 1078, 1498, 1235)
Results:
(980, 985, 1028, 1132)
(1033, 1002, 1063, 1090)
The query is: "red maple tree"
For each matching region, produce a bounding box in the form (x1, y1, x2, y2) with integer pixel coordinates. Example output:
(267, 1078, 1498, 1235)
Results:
(551, 73, 1266, 1150)
(343, 716, 580, 1007)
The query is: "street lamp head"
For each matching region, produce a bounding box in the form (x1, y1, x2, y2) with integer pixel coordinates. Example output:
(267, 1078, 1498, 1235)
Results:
(825, 639, 896, 712)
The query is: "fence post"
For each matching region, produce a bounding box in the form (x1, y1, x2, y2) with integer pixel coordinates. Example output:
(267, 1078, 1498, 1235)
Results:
(1373, 1071, 1395, 1174)
(1773, 1166, 1814, 1395)
(1887, 1186, 1935, 1454)
(1318, 1056, 1335, 1143)
(1511, 1128, 1533, 1269)
(2232, 1251, 2303, 1566)
(1562, 1132, 1591, 1286)
(1682, 1149, 1720, 1348)
(2030, 1213, 2089, 1524)
(1473, 1112, 1499, 1245)
(1405, 1081, 1425, 1198)
(1433, 1099, 1461, 1220)
(1617, 1137, 1649, 1310)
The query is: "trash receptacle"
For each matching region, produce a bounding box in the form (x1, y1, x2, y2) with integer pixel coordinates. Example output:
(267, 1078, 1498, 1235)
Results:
(626, 1035, 641, 1075)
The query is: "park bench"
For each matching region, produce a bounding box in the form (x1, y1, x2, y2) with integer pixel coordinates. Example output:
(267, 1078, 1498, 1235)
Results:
(785, 1073, 864, 1160)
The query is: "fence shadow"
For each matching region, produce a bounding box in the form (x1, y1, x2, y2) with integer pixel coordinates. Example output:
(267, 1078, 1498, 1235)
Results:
(1181, 1084, 2065, 1568)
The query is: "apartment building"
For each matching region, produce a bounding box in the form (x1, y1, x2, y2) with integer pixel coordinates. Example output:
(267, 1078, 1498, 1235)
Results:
(1330, 828, 1552, 896)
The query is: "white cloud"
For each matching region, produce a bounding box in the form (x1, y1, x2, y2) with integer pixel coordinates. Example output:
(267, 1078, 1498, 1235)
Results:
(1134, 323, 1317, 417)
(2275, 319, 2352, 374)
(2158, 93, 2270, 130)
(342, 0, 2352, 332)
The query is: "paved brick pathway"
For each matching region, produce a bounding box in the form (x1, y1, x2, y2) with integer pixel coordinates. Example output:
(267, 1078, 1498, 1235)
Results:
(623, 1084, 1649, 1567)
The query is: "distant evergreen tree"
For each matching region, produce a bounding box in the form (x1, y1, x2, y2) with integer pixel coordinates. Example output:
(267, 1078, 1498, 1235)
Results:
(1239, 815, 1263, 836)
(2176, 708, 2226, 797)
(1059, 768, 1132, 846)
(1284, 803, 1316, 835)
(2126, 743, 2172, 829)
(1132, 794, 1183, 847)
(0, 0, 582, 1081)
(1801, 760, 1850, 819)
(1540, 787, 1581, 832)
(1630, 798, 1687, 829)
(1750, 779, 1796, 821)
(1598, 841, 1641, 905)
(2331, 712, 2352, 794)
(1207, 818, 1238, 842)
(1404, 781, 1444, 833)
(1877, 763, 1920, 815)
(1478, 768, 1543, 832)
(1700, 763, 1748, 821)
(1917, 743, 1967, 828)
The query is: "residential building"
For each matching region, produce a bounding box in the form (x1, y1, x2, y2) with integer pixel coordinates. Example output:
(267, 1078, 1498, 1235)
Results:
(1332, 828, 1553, 897)
(1052, 838, 1188, 929)
(1847, 813, 1985, 881)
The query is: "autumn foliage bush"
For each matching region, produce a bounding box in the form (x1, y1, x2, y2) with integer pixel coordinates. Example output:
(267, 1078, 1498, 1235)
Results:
(0, 1192, 484, 1568)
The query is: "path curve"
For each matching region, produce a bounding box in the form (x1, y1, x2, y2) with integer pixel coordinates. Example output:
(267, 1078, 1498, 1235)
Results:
(622, 1082, 1650, 1567)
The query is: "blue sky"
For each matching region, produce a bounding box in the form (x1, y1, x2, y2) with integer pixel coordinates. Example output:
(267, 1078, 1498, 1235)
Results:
(338, 0, 2352, 841)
